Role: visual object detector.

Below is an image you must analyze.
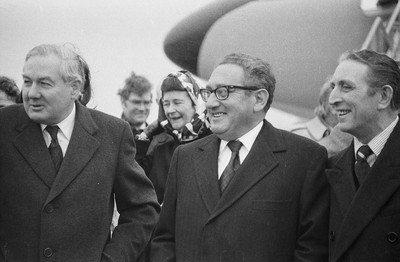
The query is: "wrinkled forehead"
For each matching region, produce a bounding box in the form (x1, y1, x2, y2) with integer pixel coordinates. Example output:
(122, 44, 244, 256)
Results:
(207, 64, 245, 89)
(127, 91, 152, 100)
(331, 60, 370, 85)
(22, 54, 64, 79)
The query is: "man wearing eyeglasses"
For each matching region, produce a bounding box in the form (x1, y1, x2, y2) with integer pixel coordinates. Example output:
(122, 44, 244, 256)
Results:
(151, 53, 329, 261)
(118, 71, 153, 161)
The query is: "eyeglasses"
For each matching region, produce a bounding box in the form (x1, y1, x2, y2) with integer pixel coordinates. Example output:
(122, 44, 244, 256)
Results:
(199, 85, 260, 102)
(127, 99, 152, 107)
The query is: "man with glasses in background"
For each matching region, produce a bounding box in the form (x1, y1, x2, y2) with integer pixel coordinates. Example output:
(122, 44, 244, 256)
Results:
(151, 53, 329, 261)
(118, 71, 153, 161)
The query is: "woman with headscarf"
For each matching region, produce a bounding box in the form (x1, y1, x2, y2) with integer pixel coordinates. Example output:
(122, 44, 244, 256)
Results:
(141, 70, 211, 204)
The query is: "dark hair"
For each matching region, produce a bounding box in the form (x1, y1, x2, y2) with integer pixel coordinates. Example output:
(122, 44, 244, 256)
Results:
(0, 76, 21, 103)
(218, 53, 276, 111)
(160, 70, 200, 105)
(118, 72, 152, 101)
(340, 49, 400, 110)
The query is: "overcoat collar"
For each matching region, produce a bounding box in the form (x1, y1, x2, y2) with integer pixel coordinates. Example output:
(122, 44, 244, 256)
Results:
(328, 121, 400, 262)
(14, 102, 100, 205)
(326, 144, 357, 216)
(193, 120, 283, 222)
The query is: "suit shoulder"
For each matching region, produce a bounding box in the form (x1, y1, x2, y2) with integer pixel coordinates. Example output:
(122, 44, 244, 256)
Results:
(277, 127, 324, 150)
(328, 146, 350, 167)
(0, 104, 24, 116)
(176, 134, 216, 152)
(0, 104, 25, 128)
(87, 107, 128, 127)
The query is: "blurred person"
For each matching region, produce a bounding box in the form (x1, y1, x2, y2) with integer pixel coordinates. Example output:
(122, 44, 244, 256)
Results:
(327, 49, 400, 261)
(143, 70, 211, 204)
(0, 76, 21, 107)
(291, 76, 353, 156)
(151, 53, 329, 261)
(118, 71, 152, 135)
(118, 71, 153, 161)
(291, 76, 340, 140)
(0, 43, 159, 261)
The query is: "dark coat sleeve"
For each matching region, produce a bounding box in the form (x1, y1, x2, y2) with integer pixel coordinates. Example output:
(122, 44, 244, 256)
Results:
(294, 145, 329, 261)
(101, 123, 160, 262)
(150, 146, 180, 262)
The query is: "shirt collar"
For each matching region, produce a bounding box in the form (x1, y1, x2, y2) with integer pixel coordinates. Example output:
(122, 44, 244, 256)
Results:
(306, 117, 329, 140)
(220, 120, 264, 152)
(354, 115, 399, 157)
(41, 103, 76, 141)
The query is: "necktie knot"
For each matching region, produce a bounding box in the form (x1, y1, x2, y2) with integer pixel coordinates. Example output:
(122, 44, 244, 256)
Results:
(228, 140, 242, 153)
(46, 125, 60, 141)
(356, 145, 372, 162)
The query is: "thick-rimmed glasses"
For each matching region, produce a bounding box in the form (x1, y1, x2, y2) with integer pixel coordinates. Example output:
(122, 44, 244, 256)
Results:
(199, 85, 260, 102)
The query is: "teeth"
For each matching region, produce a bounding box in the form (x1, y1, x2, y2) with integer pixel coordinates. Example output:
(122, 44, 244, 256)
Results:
(213, 113, 223, 117)
(337, 110, 350, 116)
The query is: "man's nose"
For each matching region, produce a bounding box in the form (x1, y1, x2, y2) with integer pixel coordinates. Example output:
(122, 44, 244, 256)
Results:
(137, 102, 146, 110)
(26, 83, 41, 99)
(205, 92, 219, 109)
(329, 86, 340, 106)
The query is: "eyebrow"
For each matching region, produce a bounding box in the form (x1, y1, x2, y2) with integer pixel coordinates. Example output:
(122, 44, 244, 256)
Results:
(336, 79, 355, 87)
(22, 75, 53, 82)
(162, 98, 185, 103)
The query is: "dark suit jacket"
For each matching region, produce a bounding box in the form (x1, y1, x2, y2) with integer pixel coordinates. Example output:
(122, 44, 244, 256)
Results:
(327, 121, 400, 262)
(151, 120, 329, 262)
(0, 103, 160, 262)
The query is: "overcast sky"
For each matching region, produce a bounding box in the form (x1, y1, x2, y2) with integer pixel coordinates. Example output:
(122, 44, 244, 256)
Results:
(0, 0, 303, 129)
(0, 0, 215, 121)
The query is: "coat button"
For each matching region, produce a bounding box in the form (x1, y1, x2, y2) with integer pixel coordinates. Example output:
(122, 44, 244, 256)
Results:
(43, 247, 53, 258)
(45, 204, 54, 213)
(387, 232, 399, 244)
(329, 231, 335, 241)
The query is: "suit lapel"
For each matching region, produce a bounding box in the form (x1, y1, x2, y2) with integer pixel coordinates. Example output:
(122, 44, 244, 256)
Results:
(332, 121, 400, 262)
(45, 103, 100, 205)
(326, 144, 357, 216)
(207, 121, 281, 223)
(13, 110, 56, 188)
(194, 135, 221, 214)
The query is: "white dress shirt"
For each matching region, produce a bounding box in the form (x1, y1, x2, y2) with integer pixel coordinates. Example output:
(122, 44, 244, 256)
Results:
(218, 121, 264, 178)
(354, 116, 399, 167)
(41, 104, 76, 157)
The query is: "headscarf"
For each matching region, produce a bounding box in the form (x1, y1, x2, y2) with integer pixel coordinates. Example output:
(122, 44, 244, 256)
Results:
(159, 70, 208, 142)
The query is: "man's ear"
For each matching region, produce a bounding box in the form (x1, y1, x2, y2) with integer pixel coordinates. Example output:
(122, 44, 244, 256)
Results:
(253, 89, 269, 112)
(377, 85, 393, 110)
(70, 80, 83, 100)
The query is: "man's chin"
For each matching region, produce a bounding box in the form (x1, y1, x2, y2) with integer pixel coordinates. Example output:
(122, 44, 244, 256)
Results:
(337, 122, 352, 134)
(27, 112, 50, 125)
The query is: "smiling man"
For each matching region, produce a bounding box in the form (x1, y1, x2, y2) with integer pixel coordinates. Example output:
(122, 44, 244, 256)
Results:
(0, 44, 159, 261)
(151, 53, 329, 262)
(118, 72, 153, 163)
(327, 49, 400, 262)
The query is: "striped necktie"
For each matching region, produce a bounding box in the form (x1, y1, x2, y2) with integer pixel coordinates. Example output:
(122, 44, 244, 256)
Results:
(219, 140, 242, 194)
(354, 145, 373, 187)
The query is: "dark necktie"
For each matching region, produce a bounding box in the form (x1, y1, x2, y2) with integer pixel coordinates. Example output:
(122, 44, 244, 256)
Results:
(354, 145, 373, 187)
(46, 125, 63, 172)
(219, 140, 242, 194)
